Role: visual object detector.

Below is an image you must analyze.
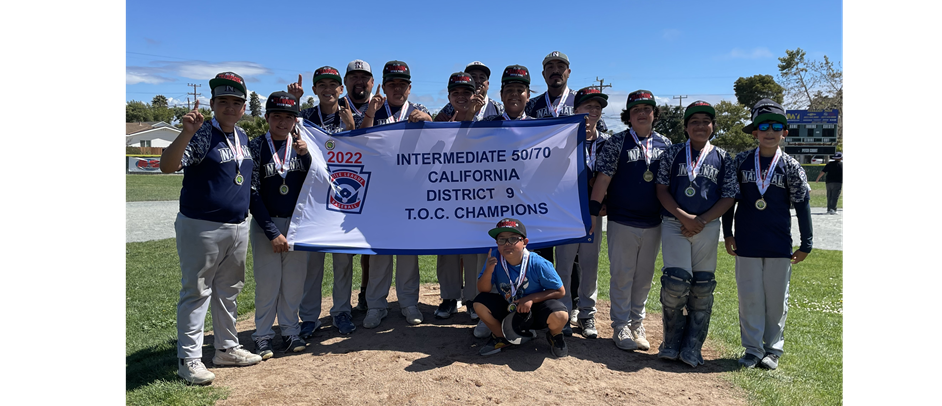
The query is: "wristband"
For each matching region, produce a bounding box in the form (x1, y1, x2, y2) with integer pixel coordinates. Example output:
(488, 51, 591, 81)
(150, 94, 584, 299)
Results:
(589, 200, 602, 216)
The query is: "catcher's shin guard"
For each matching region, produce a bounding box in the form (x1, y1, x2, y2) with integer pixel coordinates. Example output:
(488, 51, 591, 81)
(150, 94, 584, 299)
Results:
(679, 271, 717, 367)
(657, 267, 691, 360)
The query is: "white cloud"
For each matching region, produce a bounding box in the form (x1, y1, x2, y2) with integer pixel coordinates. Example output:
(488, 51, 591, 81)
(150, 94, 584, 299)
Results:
(126, 61, 274, 85)
(720, 47, 774, 60)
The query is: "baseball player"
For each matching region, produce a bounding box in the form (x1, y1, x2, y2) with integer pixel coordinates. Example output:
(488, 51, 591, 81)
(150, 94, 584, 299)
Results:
(590, 90, 672, 352)
(434, 72, 489, 321)
(483, 64, 532, 122)
(554, 87, 611, 340)
(360, 61, 431, 329)
(360, 60, 432, 128)
(287, 66, 359, 337)
(654, 101, 737, 367)
(248, 92, 312, 357)
(160, 72, 262, 385)
(435, 61, 504, 122)
(474, 218, 570, 358)
(722, 99, 813, 370)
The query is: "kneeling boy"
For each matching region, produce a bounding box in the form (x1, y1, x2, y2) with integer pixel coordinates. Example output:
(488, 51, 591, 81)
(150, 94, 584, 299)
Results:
(473, 218, 570, 357)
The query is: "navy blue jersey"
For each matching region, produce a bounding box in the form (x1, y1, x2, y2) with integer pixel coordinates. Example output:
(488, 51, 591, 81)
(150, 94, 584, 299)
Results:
(372, 102, 430, 126)
(585, 134, 610, 199)
(728, 150, 810, 258)
(338, 96, 370, 119)
(525, 88, 607, 132)
(594, 130, 672, 228)
(656, 143, 738, 217)
(300, 105, 361, 134)
(179, 121, 253, 224)
(248, 134, 313, 241)
(439, 97, 504, 121)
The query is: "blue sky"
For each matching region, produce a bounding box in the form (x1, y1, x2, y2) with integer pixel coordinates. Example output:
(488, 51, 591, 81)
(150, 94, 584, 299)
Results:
(126, 0, 842, 133)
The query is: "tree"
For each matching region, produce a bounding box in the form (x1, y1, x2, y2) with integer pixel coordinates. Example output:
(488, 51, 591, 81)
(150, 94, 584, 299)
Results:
(733, 75, 784, 108)
(126, 101, 152, 122)
(654, 104, 685, 145)
(238, 116, 269, 139)
(249, 91, 262, 117)
(710, 100, 756, 154)
(151, 95, 169, 108)
(777, 48, 843, 143)
(301, 96, 315, 110)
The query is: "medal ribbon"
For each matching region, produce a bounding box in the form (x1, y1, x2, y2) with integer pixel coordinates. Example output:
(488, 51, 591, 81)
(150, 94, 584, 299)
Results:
(474, 95, 490, 121)
(754, 147, 782, 196)
(316, 105, 345, 131)
(499, 248, 530, 301)
(344, 94, 371, 116)
(384, 101, 410, 123)
(265, 132, 292, 179)
(685, 139, 712, 183)
(629, 128, 654, 167)
(212, 117, 245, 170)
(543, 87, 570, 118)
(502, 111, 528, 121)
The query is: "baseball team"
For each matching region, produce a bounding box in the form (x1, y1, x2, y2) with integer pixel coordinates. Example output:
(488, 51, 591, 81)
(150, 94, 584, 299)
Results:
(159, 51, 814, 385)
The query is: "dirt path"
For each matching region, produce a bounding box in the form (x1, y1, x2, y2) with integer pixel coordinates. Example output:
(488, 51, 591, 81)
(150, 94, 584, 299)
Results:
(203, 285, 747, 405)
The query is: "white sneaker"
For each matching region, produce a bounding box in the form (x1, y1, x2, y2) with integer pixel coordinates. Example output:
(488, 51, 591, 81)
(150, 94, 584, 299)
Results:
(212, 345, 263, 366)
(569, 309, 579, 326)
(402, 305, 424, 325)
(473, 320, 491, 338)
(363, 308, 388, 329)
(178, 358, 215, 385)
(613, 325, 638, 351)
(630, 324, 650, 350)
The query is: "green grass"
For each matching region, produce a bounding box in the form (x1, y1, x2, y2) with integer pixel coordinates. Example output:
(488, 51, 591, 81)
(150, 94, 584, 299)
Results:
(127, 174, 184, 202)
(807, 181, 843, 209)
(128, 235, 841, 405)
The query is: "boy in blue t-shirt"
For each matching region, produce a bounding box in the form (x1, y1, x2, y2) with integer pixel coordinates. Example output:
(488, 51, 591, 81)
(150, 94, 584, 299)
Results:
(473, 218, 570, 357)
(722, 99, 813, 370)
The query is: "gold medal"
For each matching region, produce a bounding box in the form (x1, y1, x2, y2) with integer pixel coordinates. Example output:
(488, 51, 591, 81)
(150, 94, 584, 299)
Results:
(279, 181, 289, 195)
(685, 184, 696, 197)
(507, 303, 517, 313)
(235, 172, 244, 185)
(755, 198, 767, 210)
(643, 170, 654, 182)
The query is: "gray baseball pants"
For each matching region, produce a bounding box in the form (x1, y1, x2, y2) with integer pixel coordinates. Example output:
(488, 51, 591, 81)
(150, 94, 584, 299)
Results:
(554, 234, 602, 319)
(607, 221, 661, 331)
(367, 255, 420, 309)
(660, 217, 720, 276)
(735, 257, 792, 358)
(250, 217, 307, 340)
(436, 254, 485, 302)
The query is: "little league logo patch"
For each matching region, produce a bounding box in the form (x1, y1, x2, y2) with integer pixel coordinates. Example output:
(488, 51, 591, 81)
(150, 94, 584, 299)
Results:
(326, 165, 371, 214)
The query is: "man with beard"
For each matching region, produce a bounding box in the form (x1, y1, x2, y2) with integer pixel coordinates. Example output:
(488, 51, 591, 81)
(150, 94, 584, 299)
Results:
(434, 61, 503, 122)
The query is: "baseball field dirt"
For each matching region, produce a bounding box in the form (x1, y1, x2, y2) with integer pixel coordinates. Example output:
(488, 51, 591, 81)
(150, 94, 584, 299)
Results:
(200, 284, 747, 405)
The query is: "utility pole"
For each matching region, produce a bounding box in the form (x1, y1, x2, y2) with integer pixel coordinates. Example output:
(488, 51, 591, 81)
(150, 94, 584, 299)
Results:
(673, 95, 687, 108)
(591, 77, 613, 92)
(187, 83, 201, 109)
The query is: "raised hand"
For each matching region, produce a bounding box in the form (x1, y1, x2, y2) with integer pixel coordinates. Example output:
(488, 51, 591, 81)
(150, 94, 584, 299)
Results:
(182, 100, 204, 134)
(287, 74, 304, 99)
(339, 105, 355, 129)
(367, 83, 385, 115)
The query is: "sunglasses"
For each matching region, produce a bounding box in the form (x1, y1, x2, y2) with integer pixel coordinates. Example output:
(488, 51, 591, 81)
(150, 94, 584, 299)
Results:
(757, 123, 785, 132)
(496, 236, 525, 246)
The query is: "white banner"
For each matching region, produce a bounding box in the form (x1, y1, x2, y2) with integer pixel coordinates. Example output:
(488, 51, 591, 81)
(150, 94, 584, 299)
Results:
(286, 115, 591, 254)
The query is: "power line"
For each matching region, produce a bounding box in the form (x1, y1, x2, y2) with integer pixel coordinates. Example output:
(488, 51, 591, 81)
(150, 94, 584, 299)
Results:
(187, 83, 201, 109)
(673, 95, 687, 108)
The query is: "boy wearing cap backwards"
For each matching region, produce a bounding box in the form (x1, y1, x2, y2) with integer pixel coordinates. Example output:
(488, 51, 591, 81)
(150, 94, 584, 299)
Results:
(433, 72, 490, 321)
(590, 90, 672, 352)
(247, 92, 313, 358)
(360, 60, 432, 128)
(160, 72, 261, 385)
(474, 218, 570, 357)
(553, 87, 611, 340)
(435, 61, 504, 122)
(653, 101, 738, 367)
(484, 65, 532, 121)
(287, 66, 360, 338)
(722, 98, 813, 370)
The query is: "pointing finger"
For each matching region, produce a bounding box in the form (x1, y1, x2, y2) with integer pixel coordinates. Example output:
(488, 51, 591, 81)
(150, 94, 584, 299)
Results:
(376, 83, 382, 96)
(193, 99, 199, 111)
(298, 74, 303, 87)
